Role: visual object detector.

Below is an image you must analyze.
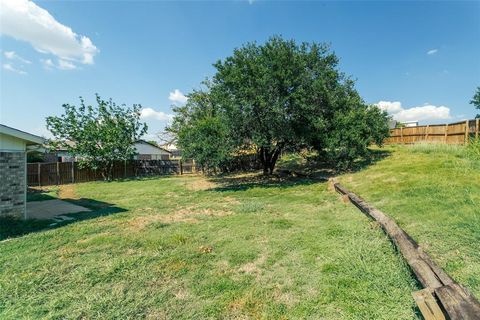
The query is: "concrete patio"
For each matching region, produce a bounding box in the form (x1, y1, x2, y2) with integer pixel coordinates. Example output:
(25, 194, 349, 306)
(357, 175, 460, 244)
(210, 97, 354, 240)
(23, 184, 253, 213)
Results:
(27, 199, 90, 220)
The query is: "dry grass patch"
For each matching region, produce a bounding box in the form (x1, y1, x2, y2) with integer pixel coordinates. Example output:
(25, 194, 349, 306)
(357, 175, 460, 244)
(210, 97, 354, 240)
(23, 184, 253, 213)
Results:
(125, 206, 234, 230)
(184, 176, 217, 191)
(237, 253, 267, 275)
(58, 184, 79, 199)
(76, 231, 113, 244)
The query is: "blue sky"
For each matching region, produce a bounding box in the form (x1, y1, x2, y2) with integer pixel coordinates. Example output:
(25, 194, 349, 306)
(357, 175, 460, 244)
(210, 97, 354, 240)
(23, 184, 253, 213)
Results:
(1, 0, 479, 139)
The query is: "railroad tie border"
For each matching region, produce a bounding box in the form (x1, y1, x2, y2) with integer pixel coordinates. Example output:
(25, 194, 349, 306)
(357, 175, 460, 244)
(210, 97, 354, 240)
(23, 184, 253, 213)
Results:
(329, 179, 480, 320)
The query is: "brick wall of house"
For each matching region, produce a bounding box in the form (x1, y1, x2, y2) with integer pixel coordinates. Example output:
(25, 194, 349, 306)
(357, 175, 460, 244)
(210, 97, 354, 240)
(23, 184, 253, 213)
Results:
(0, 152, 26, 218)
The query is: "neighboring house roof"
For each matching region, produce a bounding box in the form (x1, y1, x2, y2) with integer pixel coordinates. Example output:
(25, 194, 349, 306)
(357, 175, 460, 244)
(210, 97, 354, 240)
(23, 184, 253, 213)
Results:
(401, 120, 419, 127)
(135, 140, 172, 154)
(0, 124, 45, 145)
(37, 138, 172, 156)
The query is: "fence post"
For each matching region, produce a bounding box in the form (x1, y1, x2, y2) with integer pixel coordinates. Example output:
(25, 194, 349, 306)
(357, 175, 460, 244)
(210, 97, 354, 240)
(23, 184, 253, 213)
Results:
(425, 125, 429, 141)
(476, 119, 479, 140)
(444, 124, 448, 144)
(192, 159, 196, 173)
(465, 120, 469, 144)
(180, 160, 183, 175)
(71, 161, 75, 184)
(38, 163, 41, 187)
(400, 127, 403, 144)
(56, 162, 60, 185)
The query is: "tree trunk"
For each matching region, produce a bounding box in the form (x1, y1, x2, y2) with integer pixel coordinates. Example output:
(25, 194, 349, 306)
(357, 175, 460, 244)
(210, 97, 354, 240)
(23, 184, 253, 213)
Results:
(102, 162, 114, 181)
(269, 148, 282, 174)
(259, 146, 282, 175)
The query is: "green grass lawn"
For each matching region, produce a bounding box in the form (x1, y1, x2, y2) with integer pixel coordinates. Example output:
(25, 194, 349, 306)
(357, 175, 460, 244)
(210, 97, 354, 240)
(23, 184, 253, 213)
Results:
(1, 174, 419, 319)
(1, 144, 478, 319)
(338, 144, 480, 298)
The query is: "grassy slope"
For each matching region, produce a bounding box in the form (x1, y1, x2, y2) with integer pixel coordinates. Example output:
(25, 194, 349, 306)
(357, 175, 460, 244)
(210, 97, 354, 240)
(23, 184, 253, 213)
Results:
(0, 175, 418, 319)
(338, 144, 480, 297)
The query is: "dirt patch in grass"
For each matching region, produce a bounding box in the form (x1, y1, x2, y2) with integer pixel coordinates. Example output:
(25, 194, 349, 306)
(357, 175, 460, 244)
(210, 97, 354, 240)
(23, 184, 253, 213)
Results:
(145, 310, 167, 320)
(222, 196, 241, 206)
(185, 178, 217, 191)
(176, 207, 233, 219)
(273, 289, 299, 307)
(173, 286, 190, 300)
(237, 253, 267, 275)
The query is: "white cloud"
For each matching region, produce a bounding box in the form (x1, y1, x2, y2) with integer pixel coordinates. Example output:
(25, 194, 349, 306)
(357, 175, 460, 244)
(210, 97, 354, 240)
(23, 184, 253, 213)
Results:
(376, 101, 403, 114)
(41, 58, 55, 69)
(395, 105, 451, 122)
(375, 101, 452, 122)
(3, 63, 27, 74)
(427, 49, 438, 55)
(168, 89, 188, 104)
(3, 50, 31, 64)
(58, 59, 76, 70)
(40, 58, 77, 70)
(140, 108, 174, 121)
(0, 0, 98, 68)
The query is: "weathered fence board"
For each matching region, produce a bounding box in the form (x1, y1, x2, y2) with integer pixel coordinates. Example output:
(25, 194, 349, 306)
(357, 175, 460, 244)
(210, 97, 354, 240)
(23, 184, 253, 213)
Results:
(332, 181, 480, 319)
(385, 119, 479, 145)
(27, 159, 200, 187)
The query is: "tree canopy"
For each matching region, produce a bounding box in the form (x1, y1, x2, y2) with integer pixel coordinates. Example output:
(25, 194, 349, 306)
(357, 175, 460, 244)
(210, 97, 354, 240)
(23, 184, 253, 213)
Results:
(168, 36, 389, 174)
(46, 94, 147, 180)
(471, 87, 480, 119)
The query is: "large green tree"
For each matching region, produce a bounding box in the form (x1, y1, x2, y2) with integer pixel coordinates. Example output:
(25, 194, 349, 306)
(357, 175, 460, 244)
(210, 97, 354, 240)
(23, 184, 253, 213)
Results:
(46, 95, 147, 180)
(169, 36, 389, 174)
(471, 87, 480, 118)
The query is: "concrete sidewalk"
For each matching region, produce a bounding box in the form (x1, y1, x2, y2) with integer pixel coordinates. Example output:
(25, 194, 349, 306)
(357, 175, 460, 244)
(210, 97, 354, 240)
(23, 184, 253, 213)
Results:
(27, 199, 90, 220)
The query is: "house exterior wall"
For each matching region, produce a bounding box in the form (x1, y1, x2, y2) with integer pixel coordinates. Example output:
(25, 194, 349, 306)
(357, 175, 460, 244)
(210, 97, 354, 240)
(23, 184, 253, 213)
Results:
(0, 133, 26, 152)
(134, 142, 171, 160)
(135, 154, 170, 160)
(0, 151, 26, 219)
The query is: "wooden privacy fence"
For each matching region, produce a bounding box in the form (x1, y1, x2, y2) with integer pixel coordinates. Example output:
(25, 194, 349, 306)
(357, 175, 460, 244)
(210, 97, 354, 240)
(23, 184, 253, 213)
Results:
(385, 119, 479, 145)
(27, 159, 199, 187)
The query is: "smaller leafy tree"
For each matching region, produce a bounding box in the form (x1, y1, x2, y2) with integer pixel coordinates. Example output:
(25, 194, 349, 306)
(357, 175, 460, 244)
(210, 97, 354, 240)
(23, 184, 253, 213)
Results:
(168, 87, 234, 172)
(471, 87, 480, 118)
(46, 94, 147, 180)
(467, 87, 480, 161)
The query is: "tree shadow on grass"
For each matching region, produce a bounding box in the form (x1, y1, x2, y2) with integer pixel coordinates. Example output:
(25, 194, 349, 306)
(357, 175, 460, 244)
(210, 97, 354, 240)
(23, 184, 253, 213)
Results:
(209, 148, 392, 193)
(0, 198, 126, 241)
(27, 186, 59, 202)
(349, 148, 393, 172)
(209, 174, 322, 192)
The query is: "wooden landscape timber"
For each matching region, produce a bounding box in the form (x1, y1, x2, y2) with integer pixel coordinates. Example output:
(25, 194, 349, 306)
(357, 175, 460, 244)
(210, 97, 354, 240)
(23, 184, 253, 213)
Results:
(330, 180, 480, 320)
